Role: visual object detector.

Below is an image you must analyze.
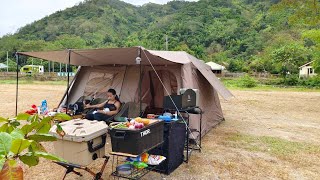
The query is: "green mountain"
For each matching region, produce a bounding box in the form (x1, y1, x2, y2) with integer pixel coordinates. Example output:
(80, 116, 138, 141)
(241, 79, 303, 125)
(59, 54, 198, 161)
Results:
(0, 0, 319, 74)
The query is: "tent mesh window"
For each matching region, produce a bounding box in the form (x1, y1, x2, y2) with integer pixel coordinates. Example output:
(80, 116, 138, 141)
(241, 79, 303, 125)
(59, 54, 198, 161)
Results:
(84, 72, 116, 98)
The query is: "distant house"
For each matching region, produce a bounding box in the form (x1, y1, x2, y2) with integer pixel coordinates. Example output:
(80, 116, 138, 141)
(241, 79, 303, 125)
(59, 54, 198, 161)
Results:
(299, 61, 317, 78)
(206, 62, 226, 76)
(0, 63, 8, 69)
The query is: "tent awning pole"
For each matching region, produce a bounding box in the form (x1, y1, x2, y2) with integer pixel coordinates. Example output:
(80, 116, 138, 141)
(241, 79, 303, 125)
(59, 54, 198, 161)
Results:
(15, 53, 19, 116)
(138, 47, 142, 114)
(66, 50, 71, 109)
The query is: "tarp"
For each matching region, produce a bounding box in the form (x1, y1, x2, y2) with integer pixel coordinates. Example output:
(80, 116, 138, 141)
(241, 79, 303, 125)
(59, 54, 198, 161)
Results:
(18, 47, 175, 66)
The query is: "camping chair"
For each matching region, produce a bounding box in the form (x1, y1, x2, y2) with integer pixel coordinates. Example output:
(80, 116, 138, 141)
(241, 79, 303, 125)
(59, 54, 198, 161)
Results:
(83, 98, 108, 115)
(113, 102, 148, 122)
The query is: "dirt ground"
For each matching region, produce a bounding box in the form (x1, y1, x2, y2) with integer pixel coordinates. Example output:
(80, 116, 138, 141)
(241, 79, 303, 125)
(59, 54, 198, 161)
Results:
(1, 84, 320, 180)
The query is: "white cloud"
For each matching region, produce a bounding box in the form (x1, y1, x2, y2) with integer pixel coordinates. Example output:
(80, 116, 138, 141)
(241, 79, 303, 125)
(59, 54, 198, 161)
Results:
(0, 0, 198, 37)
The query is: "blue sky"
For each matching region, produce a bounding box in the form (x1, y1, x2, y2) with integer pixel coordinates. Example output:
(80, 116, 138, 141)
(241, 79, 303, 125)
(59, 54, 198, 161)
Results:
(0, 0, 197, 37)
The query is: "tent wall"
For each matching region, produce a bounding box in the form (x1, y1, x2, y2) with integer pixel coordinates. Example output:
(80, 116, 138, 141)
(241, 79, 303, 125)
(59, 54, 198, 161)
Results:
(60, 65, 181, 107)
(59, 63, 224, 137)
(137, 69, 180, 108)
(190, 70, 224, 136)
(60, 66, 126, 106)
(181, 63, 224, 136)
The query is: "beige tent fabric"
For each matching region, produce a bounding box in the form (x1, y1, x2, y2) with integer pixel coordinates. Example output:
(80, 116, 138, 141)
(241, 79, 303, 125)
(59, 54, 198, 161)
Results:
(149, 51, 233, 100)
(18, 47, 176, 66)
(19, 47, 232, 137)
(186, 53, 233, 100)
(148, 50, 190, 64)
(18, 47, 232, 99)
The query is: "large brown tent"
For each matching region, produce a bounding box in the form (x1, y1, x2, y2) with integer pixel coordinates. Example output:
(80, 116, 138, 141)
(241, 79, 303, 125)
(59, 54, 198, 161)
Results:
(18, 47, 233, 136)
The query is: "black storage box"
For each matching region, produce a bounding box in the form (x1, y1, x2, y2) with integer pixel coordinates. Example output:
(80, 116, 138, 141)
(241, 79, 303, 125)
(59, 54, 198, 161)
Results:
(149, 121, 186, 175)
(163, 89, 197, 110)
(109, 120, 164, 155)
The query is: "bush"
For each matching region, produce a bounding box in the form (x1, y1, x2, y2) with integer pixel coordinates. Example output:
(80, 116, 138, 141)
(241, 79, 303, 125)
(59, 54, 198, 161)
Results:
(282, 75, 299, 86)
(238, 75, 257, 88)
(303, 76, 320, 88)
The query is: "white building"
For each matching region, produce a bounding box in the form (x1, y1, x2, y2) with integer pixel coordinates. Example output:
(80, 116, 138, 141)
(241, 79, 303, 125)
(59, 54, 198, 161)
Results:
(206, 61, 226, 76)
(299, 61, 317, 78)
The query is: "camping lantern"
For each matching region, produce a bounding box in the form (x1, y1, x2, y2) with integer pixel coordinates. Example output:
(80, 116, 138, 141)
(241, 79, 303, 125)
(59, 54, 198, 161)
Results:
(49, 119, 108, 165)
(135, 57, 141, 64)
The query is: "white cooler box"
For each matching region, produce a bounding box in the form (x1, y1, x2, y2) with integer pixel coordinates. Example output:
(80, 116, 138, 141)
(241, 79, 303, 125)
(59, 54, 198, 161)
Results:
(49, 119, 108, 165)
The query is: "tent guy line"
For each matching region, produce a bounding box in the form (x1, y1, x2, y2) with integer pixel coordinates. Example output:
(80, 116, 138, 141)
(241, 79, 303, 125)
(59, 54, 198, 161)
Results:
(142, 49, 201, 149)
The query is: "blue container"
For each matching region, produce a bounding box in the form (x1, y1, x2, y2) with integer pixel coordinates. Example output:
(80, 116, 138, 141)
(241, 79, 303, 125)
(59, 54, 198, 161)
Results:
(158, 115, 172, 122)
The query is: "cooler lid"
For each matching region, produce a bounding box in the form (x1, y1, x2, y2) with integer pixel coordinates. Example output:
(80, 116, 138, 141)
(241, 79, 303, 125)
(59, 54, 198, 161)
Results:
(49, 119, 108, 142)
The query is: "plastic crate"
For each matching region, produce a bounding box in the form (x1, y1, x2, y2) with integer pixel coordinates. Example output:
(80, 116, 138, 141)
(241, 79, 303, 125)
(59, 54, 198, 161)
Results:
(109, 120, 164, 155)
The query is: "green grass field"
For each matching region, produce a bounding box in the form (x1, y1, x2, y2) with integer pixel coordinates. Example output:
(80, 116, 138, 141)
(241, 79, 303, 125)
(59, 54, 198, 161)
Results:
(1, 78, 319, 92)
(221, 78, 320, 92)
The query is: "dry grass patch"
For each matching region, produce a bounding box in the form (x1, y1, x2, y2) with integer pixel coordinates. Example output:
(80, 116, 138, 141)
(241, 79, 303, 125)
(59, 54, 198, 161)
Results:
(224, 133, 320, 157)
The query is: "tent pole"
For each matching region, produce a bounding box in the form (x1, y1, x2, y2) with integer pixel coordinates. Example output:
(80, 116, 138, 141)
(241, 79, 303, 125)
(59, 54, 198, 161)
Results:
(66, 50, 71, 110)
(15, 53, 19, 116)
(138, 47, 142, 115)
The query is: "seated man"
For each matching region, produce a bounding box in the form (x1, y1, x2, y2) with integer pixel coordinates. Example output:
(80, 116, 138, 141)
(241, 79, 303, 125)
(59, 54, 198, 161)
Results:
(84, 89, 121, 122)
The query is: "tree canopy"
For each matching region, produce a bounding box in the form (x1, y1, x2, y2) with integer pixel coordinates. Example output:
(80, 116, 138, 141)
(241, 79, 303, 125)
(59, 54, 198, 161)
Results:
(0, 0, 319, 74)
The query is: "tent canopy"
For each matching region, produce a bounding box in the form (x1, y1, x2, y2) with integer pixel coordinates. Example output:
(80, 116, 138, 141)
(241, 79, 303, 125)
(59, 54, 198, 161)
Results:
(17, 47, 233, 100)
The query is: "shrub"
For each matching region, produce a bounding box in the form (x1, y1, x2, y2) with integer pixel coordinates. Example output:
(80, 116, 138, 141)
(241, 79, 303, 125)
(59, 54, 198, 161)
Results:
(303, 76, 320, 88)
(282, 75, 299, 86)
(0, 113, 71, 179)
(238, 74, 257, 88)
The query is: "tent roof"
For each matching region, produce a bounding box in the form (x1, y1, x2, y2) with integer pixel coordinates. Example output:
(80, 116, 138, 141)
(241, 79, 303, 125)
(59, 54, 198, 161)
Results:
(0, 63, 8, 69)
(206, 62, 225, 70)
(17, 47, 233, 99)
(17, 47, 183, 66)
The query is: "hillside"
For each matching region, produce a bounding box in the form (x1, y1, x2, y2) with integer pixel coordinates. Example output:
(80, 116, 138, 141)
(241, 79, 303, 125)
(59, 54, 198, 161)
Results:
(0, 0, 319, 75)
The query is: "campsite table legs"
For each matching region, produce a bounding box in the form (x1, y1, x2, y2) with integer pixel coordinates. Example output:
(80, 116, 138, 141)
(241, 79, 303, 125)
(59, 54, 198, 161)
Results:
(54, 155, 110, 180)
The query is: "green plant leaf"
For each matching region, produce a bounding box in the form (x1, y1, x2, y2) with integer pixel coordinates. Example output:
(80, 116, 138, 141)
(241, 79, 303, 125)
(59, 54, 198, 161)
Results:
(0, 117, 8, 123)
(0, 123, 9, 133)
(6, 126, 14, 134)
(34, 151, 65, 162)
(0, 156, 5, 170)
(54, 113, 72, 121)
(10, 129, 24, 140)
(29, 141, 47, 153)
(35, 123, 51, 134)
(16, 113, 31, 120)
(27, 114, 39, 122)
(28, 134, 57, 142)
(0, 132, 12, 156)
(9, 121, 20, 128)
(21, 121, 38, 135)
(55, 124, 66, 138)
(10, 139, 32, 155)
(0, 159, 23, 180)
(35, 117, 51, 134)
(19, 154, 39, 167)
